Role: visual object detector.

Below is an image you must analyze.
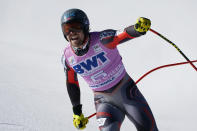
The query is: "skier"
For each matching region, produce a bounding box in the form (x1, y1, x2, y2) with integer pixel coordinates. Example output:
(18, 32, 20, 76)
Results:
(61, 8, 158, 131)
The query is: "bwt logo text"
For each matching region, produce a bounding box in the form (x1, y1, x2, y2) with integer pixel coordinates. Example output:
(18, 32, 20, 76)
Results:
(73, 52, 108, 74)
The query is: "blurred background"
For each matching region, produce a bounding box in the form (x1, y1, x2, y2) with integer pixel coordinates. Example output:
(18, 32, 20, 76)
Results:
(0, 0, 197, 130)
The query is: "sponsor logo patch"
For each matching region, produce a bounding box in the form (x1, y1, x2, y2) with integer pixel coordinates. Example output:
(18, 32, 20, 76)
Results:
(68, 56, 76, 65)
(72, 52, 108, 74)
(93, 44, 102, 53)
(97, 118, 107, 127)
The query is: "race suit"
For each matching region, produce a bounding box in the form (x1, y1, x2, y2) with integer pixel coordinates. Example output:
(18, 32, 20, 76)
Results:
(62, 25, 158, 131)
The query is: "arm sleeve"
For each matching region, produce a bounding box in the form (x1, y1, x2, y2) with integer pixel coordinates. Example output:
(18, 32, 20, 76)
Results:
(61, 55, 81, 108)
(100, 25, 142, 49)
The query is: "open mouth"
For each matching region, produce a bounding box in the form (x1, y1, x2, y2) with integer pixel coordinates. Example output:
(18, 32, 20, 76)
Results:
(71, 38, 79, 42)
(71, 37, 78, 40)
(69, 36, 78, 41)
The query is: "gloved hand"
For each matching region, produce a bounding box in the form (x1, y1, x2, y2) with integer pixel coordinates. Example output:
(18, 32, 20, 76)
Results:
(134, 17, 151, 35)
(73, 113, 89, 130)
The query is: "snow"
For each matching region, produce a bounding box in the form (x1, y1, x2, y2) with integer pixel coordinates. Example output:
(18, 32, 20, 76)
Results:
(0, 0, 197, 130)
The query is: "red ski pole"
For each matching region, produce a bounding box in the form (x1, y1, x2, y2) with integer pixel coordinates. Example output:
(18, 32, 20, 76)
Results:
(87, 60, 197, 119)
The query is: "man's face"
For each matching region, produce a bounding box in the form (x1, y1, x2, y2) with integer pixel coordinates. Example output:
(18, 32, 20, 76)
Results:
(62, 22, 85, 47)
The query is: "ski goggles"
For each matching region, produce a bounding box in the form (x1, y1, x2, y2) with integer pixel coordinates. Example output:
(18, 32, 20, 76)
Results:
(63, 22, 83, 35)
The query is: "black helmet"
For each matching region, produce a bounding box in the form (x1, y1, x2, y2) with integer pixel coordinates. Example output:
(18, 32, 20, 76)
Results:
(61, 8, 90, 39)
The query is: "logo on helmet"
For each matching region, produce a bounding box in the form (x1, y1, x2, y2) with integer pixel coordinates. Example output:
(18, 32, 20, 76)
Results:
(65, 12, 75, 20)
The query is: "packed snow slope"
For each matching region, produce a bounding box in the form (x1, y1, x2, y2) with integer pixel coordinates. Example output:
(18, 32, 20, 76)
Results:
(0, 0, 197, 130)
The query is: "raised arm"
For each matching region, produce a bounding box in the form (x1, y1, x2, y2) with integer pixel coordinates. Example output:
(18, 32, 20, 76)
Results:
(100, 17, 151, 49)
